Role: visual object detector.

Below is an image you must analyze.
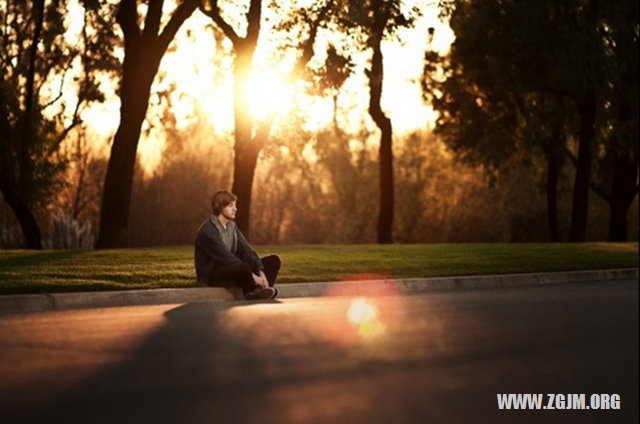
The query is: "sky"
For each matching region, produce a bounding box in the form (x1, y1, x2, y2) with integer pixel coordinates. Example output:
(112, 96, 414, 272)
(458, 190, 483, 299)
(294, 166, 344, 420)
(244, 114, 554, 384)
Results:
(78, 0, 455, 173)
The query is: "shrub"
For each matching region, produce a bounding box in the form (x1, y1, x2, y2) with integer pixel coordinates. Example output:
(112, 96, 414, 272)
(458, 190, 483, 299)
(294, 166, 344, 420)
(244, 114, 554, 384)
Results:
(50, 211, 94, 250)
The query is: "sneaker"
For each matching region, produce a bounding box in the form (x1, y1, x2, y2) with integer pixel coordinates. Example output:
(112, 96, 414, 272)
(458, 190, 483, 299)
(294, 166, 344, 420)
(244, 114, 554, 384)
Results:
(245, 286, 277, 300)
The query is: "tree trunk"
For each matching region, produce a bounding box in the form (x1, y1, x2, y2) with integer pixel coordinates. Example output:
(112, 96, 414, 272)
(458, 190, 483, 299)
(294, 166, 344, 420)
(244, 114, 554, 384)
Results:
(1, 189, 42, 249)
(544, 122, 564, 242)
(96, 54, 157, 248)
(546, 146, 562, 242)
(606, 72, 638, 241)
(607, 152, 638, 241)
(201, 0, 262, 239)
(232, 141, 261, 238)
(20, 0, 45, 156)
(377, 117, 394, 244)
(11, 0, 46, 250)
(203, 0, 328, 240)
(96, 0, 197, 248)
(569, 91, 596, 242)
(369, 27, 394, 244)
(230, 48, 256, 238)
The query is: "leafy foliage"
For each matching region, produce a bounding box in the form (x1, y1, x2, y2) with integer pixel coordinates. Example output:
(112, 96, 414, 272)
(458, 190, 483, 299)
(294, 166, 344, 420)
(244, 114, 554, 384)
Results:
(0, 0, 119, 247)
(426, 0, 621, 156)
(422, 0, 639, 239)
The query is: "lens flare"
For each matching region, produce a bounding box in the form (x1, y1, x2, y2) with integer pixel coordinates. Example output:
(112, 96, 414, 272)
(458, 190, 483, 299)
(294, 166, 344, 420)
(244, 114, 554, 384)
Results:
(347, 297, 386, 339)
(319, 275, 403, 344)
(347, 297, 379, 324)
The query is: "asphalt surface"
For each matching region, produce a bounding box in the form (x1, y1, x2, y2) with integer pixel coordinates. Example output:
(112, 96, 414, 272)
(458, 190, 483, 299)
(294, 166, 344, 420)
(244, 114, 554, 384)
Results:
(0, 279, 637, 423)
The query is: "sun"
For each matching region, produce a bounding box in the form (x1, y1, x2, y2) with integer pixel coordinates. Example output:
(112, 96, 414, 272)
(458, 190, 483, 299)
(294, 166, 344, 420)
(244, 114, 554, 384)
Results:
(243, 69, 293, 121)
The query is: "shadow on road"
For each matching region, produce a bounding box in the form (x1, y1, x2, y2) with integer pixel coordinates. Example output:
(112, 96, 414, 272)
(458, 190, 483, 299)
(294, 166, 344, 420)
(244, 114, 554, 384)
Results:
(18, 300, 277, 423)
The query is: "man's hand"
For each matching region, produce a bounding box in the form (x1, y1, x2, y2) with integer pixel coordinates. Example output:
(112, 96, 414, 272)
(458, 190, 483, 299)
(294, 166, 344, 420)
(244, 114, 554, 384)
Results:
(252, 271, 268, 288)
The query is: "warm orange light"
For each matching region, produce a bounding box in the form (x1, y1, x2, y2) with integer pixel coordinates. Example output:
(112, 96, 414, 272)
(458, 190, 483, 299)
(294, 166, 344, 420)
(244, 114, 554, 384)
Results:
(321, 275, 402, 343)
(347, 297, 386, 339)
(347, 297, 379, 324)
(243, 70, 293, 121)
(69, 2, 454, 174)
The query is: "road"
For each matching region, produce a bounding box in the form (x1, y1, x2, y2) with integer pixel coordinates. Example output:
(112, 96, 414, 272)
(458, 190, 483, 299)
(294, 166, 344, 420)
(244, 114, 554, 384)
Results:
(0, 279, 637, 423)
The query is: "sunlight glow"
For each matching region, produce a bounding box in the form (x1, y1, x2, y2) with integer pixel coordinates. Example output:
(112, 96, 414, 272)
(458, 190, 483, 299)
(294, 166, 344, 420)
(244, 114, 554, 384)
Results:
(322, 276, 403, 343)
(347, 298, 386, 339)
(67, 1, 454, 173)
(348, 297, 379, 324)
(244, 70, 293, 121)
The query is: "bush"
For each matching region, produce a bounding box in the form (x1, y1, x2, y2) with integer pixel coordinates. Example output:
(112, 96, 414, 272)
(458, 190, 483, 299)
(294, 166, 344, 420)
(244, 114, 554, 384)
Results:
(50, 212, 94, 250)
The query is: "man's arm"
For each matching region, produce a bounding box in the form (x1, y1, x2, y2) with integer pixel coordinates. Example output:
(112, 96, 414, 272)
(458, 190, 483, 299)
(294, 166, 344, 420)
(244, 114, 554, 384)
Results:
(235, 229, 263, 273)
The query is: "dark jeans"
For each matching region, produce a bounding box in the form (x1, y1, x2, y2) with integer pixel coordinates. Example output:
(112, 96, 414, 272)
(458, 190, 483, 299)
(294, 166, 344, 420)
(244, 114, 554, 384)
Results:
(209, 255, 281, 295)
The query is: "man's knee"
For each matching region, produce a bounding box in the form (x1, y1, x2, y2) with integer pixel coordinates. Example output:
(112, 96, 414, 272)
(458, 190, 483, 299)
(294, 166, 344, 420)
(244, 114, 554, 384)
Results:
(262, 254, 282, 271)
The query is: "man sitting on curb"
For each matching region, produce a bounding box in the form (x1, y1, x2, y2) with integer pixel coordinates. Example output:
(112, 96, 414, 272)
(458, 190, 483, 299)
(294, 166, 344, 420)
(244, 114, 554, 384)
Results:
(195, 190, 281, 300)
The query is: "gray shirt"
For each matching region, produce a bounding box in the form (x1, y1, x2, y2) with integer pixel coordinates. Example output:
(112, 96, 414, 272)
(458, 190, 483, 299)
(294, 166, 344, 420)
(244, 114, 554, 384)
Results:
(211, 215, 237, 253)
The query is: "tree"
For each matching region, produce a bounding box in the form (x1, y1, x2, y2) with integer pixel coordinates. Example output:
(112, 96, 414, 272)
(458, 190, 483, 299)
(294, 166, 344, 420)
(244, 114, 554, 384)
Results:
(96, 0, 199, 248)
(589, 1, 639, 241)
(199, 0, 268, 239)
(55, 128, 108, 236)
(1, 0, 118, 249)
(300, 0, 418, 244)
(423, 0, 625, 242)
(518, 94, 573, 241)
(366, 0, 397, 244)
(341, 0, 419, 243)
(199, 0, 331, 239)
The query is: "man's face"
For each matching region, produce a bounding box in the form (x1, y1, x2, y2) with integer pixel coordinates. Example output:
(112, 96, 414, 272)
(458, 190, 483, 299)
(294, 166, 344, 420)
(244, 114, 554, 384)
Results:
(221, 201, 237, 220)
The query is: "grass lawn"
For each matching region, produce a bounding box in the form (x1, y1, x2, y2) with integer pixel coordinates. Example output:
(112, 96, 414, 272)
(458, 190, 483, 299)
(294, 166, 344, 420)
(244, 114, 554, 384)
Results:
(0, 243, 637, 294)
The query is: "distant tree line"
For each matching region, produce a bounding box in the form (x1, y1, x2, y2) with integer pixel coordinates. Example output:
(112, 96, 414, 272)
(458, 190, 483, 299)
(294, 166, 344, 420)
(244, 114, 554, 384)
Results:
(4, 98, 626, 247)
(1, 0, 638, 248)
(423, 0, 638, 242)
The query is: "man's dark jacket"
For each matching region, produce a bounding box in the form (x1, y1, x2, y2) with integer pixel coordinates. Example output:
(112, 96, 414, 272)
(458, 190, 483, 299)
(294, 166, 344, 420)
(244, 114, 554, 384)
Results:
(194, 216, 263, 284)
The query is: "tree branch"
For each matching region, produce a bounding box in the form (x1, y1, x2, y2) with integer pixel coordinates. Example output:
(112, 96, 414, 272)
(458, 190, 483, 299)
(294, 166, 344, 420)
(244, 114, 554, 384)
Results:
(295, 0, 333, 71)
(38, 66, 70, 112)
(12, 8, 25, 77)
(158, 0, 199, 52)
(23, 0, 44, 121)
(143, 0, 164, 39)
(51, 101, 83, 154)
(245, 0, 262, 46)
(200, 0, 240, 45)
(20, 0, 45, 174)
(116, 0, 142, 49)
(368, 7, 391, 127)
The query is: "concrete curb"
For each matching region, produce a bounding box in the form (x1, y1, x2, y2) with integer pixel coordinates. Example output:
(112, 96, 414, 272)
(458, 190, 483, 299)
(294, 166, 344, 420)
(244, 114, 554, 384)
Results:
(279, 268, 640, 298)
(0, 287, 238, 315)
(1, 268, 637, 315)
